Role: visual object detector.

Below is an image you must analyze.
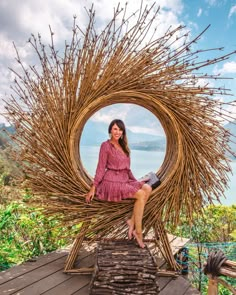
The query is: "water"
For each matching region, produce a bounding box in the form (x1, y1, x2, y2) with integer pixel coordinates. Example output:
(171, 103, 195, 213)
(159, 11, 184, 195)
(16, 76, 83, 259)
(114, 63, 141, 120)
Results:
(80, 145, 235, 206)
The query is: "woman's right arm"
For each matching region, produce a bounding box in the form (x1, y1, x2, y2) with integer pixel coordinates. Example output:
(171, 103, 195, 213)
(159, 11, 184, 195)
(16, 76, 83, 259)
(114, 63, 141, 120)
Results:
(86, 142, 108, 203)
(86, 184, 96, 203)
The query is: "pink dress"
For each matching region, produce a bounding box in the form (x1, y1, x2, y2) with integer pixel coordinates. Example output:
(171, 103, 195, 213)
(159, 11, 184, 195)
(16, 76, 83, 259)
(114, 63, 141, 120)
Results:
(93, 140, 143, 202)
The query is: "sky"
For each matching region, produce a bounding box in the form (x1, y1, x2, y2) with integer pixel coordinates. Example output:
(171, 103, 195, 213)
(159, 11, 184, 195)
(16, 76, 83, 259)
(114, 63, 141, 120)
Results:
(0, 0, 236, 136)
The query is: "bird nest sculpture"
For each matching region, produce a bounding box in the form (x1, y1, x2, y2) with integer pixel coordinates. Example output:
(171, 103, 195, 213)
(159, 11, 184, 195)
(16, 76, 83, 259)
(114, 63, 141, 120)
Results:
(4, 4, 236, 270)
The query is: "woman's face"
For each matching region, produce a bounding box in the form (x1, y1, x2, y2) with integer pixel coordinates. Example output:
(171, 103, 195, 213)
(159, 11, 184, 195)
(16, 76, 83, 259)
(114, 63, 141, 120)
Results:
(110, 123, 123, 141)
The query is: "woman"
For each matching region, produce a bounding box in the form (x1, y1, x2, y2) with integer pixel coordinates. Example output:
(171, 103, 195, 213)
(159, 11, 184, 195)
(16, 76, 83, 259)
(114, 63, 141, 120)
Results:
(86, 119, 152, 248)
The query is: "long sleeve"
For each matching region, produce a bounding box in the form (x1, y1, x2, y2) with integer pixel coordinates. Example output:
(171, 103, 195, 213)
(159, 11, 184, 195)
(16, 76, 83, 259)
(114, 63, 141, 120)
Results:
(93, 142, 108, 187)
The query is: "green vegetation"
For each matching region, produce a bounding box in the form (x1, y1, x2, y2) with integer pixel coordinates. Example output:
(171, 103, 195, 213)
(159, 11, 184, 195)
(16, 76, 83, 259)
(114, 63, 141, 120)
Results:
(0, 200, 81, 270)
(0, 130, 80, 270)
(168, 205, 236, 295)
(168, 205, 236, 243)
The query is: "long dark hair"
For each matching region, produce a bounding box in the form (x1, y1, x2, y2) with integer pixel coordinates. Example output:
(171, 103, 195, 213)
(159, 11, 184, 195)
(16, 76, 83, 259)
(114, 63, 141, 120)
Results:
(108, 119, 130, 156)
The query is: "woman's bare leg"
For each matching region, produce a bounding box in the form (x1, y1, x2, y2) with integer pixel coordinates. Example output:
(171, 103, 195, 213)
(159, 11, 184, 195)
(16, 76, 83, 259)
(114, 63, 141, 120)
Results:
(132, 185, 152, 248)
(127, 184, 152, 245)
(142, 184, 152, 198)
(132, 190, 146, 248)
(126, 215, 135, 240)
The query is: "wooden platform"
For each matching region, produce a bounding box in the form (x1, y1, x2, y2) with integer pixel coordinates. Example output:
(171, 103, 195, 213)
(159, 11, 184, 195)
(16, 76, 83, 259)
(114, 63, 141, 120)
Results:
(0, 241, 200, 295)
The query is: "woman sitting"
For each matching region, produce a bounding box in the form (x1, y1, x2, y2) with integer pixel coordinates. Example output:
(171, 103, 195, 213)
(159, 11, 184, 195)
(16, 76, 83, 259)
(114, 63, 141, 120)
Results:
(86, 119, 152, 248)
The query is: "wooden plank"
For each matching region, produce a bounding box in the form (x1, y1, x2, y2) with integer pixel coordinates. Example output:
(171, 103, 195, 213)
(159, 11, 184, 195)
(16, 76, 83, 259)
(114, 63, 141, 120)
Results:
(42, 275, 92, 295)
(0, 238, 198, 295)
(72, 283, 90, 295)
(11, 269, 70, 295)
(160, 276, 191, 295)
(170, 237, 189, 255)
(167, 233, 178, 244)
(11, 253, 94, 295)
(0, 251, 68, 285)
(158, 277, 173, 291)
(184, 286, 201, 294)
(148, 234, 189, 270)
(0, 256, 66, 295)
(0, 251, 93, 295)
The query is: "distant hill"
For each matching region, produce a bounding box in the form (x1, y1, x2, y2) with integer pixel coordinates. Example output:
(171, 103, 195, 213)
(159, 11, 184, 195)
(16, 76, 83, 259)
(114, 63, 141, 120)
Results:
(80, 120, 166, 151)
(0, 124, 15, 148)
(130, 140, 166, 151)
(0, 121, 166, 151)
(0, 123, 15, 135)
(1, 120, 234, 155)
(80, 120, 108, 145)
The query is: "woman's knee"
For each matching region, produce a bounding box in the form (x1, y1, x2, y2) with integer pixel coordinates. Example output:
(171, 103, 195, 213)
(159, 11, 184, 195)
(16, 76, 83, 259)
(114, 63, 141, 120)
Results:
(135, 189, 146, 201)
(142, 184, 152, 197)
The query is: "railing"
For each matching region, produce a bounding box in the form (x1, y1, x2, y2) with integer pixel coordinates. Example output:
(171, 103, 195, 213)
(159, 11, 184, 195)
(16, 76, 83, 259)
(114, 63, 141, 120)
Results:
(203, 250, 236, 295)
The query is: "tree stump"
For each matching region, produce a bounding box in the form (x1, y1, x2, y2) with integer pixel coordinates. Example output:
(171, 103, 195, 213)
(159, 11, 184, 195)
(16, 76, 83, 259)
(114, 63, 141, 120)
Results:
(89, 240, 160, 294)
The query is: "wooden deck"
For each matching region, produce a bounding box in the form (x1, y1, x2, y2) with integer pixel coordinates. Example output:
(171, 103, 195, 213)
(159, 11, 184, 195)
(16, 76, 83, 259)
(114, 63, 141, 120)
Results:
(0, 242, 200, 295)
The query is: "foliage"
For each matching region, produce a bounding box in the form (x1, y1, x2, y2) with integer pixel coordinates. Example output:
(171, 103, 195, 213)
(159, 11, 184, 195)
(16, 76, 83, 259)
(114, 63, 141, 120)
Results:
(168, 205, 236, 295)
(0, 148, 23, 188)
(168, 205, 236, 243)
(0, 132, 82, 271)
(0, 199, 81, 271)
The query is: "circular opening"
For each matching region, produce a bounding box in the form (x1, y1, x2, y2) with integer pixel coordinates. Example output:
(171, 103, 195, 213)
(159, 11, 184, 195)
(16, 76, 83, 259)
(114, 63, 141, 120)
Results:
(80, 103, 166, 179)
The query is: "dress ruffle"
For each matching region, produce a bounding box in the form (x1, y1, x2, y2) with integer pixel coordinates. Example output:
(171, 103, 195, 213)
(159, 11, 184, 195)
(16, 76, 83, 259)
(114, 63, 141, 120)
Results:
(96, 179, 143, 202)
(93, 140, 143, 202)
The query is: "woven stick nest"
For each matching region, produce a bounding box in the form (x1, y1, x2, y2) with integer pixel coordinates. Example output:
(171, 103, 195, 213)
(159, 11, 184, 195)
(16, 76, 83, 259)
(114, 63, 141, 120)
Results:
(4, 4, 236, 240)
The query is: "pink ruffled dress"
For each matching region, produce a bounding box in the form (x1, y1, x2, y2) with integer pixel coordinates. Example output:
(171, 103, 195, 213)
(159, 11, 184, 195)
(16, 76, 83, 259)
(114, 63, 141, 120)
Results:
(93, 140, 143, 202)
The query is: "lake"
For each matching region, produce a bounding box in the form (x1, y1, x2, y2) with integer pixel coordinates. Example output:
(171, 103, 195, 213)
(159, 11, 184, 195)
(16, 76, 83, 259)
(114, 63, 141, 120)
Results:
(80, 145, 236, 206)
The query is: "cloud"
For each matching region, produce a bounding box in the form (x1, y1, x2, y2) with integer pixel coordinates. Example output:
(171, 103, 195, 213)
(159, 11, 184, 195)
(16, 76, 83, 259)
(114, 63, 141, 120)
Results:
(128, 126, 164, 136)
(0, 104, 10, 125)
(228, 5, 236, 19)
(90, 104, 131, 124)
(213, 61, 236, 75)
(0, 0, 187, 126)
(197, 8, 202, 17)
(0, 0, 88, 44)
(90, 104, 165, 136)
(211, 95, 236, 124)
(205, 0, 217, 6)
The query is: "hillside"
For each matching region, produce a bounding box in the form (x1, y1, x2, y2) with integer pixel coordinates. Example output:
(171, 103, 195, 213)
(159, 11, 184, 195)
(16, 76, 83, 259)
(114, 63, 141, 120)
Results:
(1, 121, 235, 154)
(80, 120, 166, 150)
(0, 124, 15, 148)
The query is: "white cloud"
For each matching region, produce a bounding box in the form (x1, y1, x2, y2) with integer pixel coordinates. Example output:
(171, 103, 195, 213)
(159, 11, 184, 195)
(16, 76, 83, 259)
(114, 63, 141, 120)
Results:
(221, 102, 236, 123)
(91, 104, 131, 124)
(0, 0, 88, 44)
(213, 61, 236, 75)
(0, 105, 9, 125)
(90, 104, 165, 136)
(211, 96, 236, 124)
(205, 0, 217, 6)
(197, 8, 202, 17)
(0, 35, 16, 60)
(228, 5, 236, 18)
(195, 77, 215, 88)
(0, 0, 187, 126)
(128, 126, 164, 136)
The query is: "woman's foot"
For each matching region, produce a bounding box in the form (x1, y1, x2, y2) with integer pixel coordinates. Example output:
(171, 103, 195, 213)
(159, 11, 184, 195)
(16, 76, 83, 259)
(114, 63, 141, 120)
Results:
(126, 219, 134, 240)
(133, 230, 145, 248)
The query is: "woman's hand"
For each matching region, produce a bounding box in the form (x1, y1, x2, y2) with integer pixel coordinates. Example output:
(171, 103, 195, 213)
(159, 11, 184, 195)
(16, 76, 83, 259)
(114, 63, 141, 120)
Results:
(86, 185, 95, 203)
